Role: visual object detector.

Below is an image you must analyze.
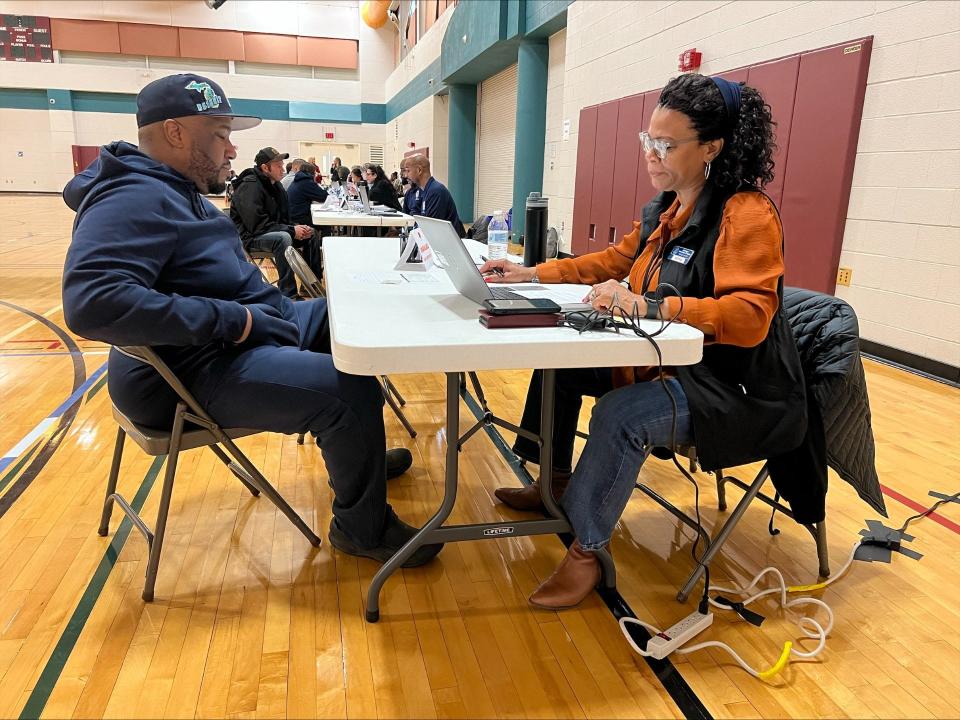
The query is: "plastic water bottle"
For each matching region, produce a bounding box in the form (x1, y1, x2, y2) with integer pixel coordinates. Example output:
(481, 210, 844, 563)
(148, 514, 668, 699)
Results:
(487, 210, 509, 260)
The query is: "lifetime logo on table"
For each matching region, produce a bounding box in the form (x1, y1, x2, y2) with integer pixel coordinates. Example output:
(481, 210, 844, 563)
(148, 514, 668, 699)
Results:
(483, 526, 515, 537)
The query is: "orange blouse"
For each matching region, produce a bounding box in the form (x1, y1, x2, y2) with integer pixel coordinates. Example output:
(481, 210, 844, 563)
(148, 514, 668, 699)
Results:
(536, 192, 784, 349)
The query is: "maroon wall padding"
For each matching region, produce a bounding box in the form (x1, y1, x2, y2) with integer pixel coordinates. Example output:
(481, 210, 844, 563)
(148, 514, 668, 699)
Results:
(633, 89, 661, 218)
(609, 93, 645, 243)
(571, 106, 598, 256)
(588, 102, 621, 252)
(779, 37, 872, 293)
(745, 56, 800, 209)
(570, 38, 872, 297)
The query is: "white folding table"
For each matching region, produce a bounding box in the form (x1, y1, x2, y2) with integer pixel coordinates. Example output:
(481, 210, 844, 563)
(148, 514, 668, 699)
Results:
(311, 204, 414, 228)
(323, 236, 704, 622)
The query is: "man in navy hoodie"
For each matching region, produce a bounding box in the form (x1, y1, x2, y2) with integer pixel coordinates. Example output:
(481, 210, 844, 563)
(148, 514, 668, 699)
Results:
(61, 74, 442, 568)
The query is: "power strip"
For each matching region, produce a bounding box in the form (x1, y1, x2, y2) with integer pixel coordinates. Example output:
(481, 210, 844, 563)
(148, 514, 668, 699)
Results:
(645, 611, 714, 659)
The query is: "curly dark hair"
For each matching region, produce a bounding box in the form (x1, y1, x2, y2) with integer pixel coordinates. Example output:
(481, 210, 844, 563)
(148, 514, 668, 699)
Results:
(657, 73, 776, 191)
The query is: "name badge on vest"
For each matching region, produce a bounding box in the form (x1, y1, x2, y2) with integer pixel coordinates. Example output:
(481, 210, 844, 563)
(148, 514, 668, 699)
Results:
(667, 246, 694, 265)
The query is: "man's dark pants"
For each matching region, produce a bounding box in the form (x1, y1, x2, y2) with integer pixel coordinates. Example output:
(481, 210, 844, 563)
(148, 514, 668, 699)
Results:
(108, 299, 390, 547)
(244, 230, 298, 298)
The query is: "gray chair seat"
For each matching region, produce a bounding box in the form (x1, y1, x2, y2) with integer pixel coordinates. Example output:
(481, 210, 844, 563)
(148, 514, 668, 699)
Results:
(111, 405, 260, 455)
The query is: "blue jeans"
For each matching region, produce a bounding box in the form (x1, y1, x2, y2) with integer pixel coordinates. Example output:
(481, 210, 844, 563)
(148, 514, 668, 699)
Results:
(564, 378, 692, 549)
(245, 231, 298, 298)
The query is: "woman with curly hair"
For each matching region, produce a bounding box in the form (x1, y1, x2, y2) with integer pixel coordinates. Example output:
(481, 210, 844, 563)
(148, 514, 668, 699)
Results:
(479, 73, 805, 609)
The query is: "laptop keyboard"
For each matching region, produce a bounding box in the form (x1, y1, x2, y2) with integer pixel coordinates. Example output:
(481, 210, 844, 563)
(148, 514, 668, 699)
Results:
(489, 286, 525, 300)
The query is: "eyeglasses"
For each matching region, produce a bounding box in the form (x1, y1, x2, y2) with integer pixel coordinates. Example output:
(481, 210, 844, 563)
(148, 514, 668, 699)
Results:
(639, 131, 700, 160)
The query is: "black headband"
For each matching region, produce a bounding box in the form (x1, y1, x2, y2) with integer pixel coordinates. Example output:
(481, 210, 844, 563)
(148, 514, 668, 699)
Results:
(711, 77, 742, 126)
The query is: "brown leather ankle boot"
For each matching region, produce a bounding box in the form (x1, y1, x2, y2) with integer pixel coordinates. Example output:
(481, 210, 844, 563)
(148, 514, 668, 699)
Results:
(493, 471, 570, 512)
(528, 541, 601, 610)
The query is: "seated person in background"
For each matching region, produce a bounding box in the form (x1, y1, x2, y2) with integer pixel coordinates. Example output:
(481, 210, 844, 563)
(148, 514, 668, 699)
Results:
(362, 163, 401, 211)
(405, 154, 465, 236)
(280, 157, 304, 190)
(61, 74, 440, 567)
(481, 73, 805, 609)
(330, 156, 343, 183)
(390, 170, 402, 196)
(399, 158, 420, 214)
(287, 161, 329, 224)
(230, 146, 313, 299)
(286, 161, 329, 273)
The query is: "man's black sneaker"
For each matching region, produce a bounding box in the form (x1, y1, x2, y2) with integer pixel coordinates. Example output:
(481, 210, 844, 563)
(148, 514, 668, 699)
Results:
(327, 511, 442, 568)
(386, 448, 413, 479)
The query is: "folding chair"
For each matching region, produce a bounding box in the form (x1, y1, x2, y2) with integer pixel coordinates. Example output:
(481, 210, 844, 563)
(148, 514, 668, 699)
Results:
(284, 245, 417, 441)
(99, 346, 322, 601)
(243, 248, 277, 286)
(634, 448, 829, 602)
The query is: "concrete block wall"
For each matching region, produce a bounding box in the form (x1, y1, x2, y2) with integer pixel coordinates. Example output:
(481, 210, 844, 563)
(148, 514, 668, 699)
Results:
(552, 0, 959, 365)
(383, 7, 453, 180)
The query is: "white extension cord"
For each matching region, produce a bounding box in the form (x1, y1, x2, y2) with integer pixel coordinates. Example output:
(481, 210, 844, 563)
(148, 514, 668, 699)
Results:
(619, 542, 861, 680)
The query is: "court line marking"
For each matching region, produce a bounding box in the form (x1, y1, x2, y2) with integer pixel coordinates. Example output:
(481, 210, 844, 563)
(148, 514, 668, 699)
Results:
(459, 386, 713, 720)
(0, 303, 62, 344)
(881, 484, 960, 535)
(0, 362, 107, 475)
(17, 457, 165, 720)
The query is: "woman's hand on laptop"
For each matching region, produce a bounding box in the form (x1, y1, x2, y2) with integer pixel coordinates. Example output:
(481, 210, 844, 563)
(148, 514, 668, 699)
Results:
(479, 259, 537, 283)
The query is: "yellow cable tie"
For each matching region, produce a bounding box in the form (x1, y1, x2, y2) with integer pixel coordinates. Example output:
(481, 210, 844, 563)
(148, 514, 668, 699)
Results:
(787, 581, 829, 592)
(757, 641, 792, 681)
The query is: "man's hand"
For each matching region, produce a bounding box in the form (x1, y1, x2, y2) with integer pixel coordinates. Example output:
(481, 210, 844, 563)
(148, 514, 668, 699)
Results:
(294, 225, 314, 240)
(478, 259, 537, 284)
(586, 280, 643, 315)
(241, 304, 299, 347)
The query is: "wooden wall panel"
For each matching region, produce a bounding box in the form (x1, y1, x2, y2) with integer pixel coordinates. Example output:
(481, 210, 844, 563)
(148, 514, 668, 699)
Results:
(588, 102, 620, 252)
(244, 33, 297, 65)
(297, 37, 358, 69)
(570, 106, 598, 256)
(51, 18, 120, 53)
(609, 93, 645, 243)
(178, 28, 244, 61)
(779, 38, 872, 293)
(119, 23, 179, 58)
(746, 56, 800, 209)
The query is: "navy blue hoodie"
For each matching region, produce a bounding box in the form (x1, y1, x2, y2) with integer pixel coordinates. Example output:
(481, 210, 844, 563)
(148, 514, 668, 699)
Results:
(62, 141, 294, 378)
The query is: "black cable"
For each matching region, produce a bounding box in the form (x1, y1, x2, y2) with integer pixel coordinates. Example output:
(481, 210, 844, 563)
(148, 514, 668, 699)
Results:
(561, 283, 711, 607)
(897, 491, 960, 534)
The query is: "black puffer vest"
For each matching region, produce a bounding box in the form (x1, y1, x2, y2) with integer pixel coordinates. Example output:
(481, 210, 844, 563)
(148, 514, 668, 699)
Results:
(637, 184, 807, 471)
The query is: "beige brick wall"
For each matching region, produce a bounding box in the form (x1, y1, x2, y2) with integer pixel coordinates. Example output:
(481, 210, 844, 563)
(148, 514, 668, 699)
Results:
(552, 0, 959, 365)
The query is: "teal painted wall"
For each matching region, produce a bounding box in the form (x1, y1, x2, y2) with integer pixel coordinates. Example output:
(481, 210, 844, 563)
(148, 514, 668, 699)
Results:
(512, 38, 549, 237)
(0, 87, 383, 125)
(385, 58, 445, 122)
(525, 0, 572, 38)
(448, 83, 477, 223)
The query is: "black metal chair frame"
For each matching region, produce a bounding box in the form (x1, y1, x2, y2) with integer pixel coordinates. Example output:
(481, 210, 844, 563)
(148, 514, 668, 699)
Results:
(636, 447, 829, 602)
(283, 245, 417, 441)
(99, 346, 321, 601)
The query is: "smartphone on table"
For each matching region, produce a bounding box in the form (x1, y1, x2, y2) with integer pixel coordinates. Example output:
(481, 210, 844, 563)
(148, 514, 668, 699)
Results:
(481, 298, 562, 315)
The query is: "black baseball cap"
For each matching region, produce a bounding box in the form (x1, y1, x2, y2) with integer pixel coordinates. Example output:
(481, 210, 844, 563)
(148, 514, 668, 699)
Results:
(255, 147, 289, 166)
(136, 73, 261, 130)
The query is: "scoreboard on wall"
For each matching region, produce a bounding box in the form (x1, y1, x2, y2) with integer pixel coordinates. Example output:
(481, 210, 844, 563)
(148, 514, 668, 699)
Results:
(0, 15, 53, 63)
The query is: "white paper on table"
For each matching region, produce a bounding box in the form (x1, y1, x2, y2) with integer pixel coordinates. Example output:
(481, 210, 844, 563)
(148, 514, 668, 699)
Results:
(506, 283, 593, 305)
(400, 272, 440, 283)
(350, 271, 404, 284)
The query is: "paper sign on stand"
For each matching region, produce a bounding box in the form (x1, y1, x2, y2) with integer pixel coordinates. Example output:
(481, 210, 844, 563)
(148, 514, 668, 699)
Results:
(393, 227, 436, 271)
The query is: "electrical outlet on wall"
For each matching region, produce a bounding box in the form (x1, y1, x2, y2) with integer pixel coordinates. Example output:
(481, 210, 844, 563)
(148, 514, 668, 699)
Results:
(836, 267, 852, 286)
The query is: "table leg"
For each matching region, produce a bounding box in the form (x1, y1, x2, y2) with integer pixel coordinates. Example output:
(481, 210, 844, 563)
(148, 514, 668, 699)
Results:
(365, 371, 461, 622)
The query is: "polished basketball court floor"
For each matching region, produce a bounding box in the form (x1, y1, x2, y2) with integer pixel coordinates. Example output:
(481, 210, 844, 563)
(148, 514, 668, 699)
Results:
(0, 194, 957, 719)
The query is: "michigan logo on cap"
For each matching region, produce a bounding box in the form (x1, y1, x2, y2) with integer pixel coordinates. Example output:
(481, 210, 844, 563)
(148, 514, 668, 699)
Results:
(185, 80, 223, 112)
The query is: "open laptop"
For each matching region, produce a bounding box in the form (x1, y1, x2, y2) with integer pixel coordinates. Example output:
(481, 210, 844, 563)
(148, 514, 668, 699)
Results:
(358, 184, 401, 216)
(413, 215, 593, 310)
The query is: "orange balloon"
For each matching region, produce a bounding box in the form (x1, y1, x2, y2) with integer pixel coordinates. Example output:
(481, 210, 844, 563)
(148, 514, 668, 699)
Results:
(360, 0, 390, 29)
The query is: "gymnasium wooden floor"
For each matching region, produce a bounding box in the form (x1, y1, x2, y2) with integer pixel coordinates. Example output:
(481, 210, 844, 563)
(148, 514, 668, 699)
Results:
(0, 194, 957, 720)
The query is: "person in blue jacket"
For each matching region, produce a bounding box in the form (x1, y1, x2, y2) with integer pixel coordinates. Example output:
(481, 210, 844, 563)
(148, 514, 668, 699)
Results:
(61, 74, 442, 568)
(399, 157, 420, 215)
(405, 154, 465, 236)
